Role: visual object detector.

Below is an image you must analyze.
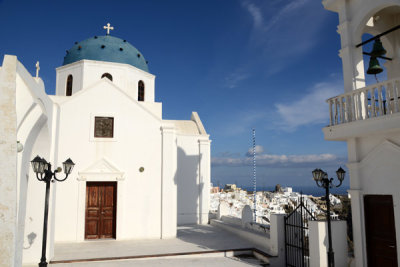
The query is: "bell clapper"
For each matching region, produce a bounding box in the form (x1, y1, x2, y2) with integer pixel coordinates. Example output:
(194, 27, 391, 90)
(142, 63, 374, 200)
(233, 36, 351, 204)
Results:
(374, 74, 379, 83)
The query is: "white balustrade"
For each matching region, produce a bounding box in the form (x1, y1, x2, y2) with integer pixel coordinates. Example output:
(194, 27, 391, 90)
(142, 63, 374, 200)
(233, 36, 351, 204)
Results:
(327, 78, 400, 126)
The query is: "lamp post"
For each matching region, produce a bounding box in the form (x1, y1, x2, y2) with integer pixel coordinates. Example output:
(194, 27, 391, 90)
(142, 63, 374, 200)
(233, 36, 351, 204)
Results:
(30, 156, 75, 267)
(312, 167, 346, 267)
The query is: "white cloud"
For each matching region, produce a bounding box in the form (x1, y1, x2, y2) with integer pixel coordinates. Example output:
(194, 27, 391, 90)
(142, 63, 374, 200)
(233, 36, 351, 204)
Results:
(246, 145, 264, 156)
(224, 71, 250, 89)
(242, 2, 264, 28)
(263, 0, 309, 33)
(274, 82, 342, 130)
(238, 0, 328, 75)
(212, 152, 337, 167)
(221, 0, 327, 88)
(216, 80, 342, 135)
(242, 0, 312, 35)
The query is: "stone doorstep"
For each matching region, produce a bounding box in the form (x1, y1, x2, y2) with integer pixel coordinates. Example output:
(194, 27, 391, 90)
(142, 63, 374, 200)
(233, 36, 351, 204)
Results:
(49, 248, 271, 265)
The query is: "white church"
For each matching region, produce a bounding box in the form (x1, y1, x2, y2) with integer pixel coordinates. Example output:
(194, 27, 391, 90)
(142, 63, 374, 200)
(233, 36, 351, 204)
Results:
(0, 24, 210, 265)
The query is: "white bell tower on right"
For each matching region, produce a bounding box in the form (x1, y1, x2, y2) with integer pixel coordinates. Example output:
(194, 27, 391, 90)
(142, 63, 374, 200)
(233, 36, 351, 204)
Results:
(322, 1, 400, 266)
(325, 0, 400, 93)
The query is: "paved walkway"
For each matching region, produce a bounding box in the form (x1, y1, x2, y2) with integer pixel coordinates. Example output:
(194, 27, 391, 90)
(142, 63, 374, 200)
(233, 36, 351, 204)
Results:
(51, 224, 256, 262)
(25, 225, 271, 266)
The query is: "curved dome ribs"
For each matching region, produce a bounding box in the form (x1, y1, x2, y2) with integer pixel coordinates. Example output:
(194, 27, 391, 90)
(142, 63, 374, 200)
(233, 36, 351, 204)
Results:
(63, 35, 149, 72)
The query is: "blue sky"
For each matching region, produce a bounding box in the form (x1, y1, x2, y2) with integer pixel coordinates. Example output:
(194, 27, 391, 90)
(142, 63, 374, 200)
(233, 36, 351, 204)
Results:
(0, 0, 351, 188)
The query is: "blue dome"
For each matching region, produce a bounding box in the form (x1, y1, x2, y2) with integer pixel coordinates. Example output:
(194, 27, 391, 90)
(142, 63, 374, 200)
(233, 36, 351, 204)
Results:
(63, 35, 149, 72)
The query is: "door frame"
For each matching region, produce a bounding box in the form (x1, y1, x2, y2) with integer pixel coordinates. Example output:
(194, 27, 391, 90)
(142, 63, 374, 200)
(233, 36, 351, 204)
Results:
(85, 181, 117, 239)
(364, 194, 398, 266)
(76, 158, 125, 241)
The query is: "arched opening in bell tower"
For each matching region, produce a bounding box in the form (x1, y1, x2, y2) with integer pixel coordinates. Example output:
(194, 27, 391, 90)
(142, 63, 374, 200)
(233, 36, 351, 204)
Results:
(357, 6, 400, 86)
(361, 33, 388, 85)
(101, 73, 113, 81)
(66, 75, 73, 96)
(138, 80, 145, 101)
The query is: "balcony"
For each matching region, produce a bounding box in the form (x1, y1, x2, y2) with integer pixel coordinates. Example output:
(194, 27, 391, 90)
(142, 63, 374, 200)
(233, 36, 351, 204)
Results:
(327, 78, 400, 126)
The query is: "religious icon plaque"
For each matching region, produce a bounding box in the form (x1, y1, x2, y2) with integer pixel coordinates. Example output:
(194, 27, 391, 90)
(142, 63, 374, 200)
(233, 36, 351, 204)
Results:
(94, 117, 114, 138)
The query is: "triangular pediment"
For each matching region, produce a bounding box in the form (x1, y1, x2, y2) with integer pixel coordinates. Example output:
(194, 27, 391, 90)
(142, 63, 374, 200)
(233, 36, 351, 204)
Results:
(78, 158, 124, 181)
(348, 140, 400, 169)
(59, 78, 161, 122)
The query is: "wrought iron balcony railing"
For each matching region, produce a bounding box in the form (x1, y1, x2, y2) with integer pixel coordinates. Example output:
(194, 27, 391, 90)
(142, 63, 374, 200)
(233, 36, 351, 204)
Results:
(327, 78, 400, 126)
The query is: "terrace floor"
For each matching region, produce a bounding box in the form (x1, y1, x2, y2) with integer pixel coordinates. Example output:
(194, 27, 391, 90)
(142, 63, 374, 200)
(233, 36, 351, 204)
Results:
(24, 224, 272, 266)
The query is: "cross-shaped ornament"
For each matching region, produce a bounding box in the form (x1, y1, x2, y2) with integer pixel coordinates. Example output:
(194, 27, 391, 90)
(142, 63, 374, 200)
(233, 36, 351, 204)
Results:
(35, 61, 40, 78)
(103, 23, 114, 35)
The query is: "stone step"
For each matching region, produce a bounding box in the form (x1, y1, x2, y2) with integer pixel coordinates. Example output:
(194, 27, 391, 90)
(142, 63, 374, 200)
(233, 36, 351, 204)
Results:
(49, 248, 270, 265)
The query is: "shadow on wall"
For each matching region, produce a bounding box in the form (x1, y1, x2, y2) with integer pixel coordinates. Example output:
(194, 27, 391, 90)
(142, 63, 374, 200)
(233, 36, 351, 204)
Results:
(17, 116, 49, 266)
(176, 147, 202, 225)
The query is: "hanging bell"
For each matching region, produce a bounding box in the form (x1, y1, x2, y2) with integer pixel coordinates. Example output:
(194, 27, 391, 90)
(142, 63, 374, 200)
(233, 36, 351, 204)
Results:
(370, 38, 386, 57)
(367, 57, 383, 75)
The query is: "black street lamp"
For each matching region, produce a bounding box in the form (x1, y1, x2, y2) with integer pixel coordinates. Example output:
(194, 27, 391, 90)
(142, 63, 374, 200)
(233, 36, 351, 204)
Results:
(312, 167, 346, 267)
(30, 156, 75, 267)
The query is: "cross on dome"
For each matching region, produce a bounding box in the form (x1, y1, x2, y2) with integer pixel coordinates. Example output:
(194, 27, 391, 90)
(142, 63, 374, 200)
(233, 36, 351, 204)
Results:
(103, 23, 114, 35)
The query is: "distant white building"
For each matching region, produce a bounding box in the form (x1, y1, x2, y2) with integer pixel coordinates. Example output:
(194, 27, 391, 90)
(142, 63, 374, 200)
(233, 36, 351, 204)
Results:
(329, 194, 341, 206)
(283, 187, 292, 194)
(0, 28, 211, 265)
(323, 1, 400, 266)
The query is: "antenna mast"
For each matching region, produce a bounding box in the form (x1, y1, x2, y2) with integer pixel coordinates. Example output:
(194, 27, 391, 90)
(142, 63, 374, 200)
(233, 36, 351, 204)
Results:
(252, 128, 257, 222)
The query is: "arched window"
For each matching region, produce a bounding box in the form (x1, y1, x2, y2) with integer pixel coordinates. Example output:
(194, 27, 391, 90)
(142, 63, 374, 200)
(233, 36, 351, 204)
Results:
(138, 80, 145, 101)
(66, 75, 73, 96)
(101, 73, 113, 81)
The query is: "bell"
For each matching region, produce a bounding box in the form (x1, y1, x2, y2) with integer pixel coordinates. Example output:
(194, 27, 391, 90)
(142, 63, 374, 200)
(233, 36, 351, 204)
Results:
(370, 38, 386, 57)
(367, 57, 383, 75)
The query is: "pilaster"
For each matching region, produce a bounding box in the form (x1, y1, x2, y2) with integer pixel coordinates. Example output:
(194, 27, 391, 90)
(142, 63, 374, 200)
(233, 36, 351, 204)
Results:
(160, 124, 177, 238)
(348, 189, 367, 267)
(309, 220, 347, 267)
(198, 138, 210, 224)
(337, 10, 366, 92)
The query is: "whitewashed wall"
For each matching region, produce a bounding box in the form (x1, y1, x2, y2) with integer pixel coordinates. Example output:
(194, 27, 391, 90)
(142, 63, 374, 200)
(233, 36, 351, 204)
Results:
(176, 133, 210, 226)
(53, 81, 163, 242)
(176, 135, 201, 225)
(1, 55, 53, 266)
(56, 60, 155, 103)
(347, 133, 400, 267)
(55, 63, 83, 96)
(309, 220, 347, 267)
(22, 126, 51, 264)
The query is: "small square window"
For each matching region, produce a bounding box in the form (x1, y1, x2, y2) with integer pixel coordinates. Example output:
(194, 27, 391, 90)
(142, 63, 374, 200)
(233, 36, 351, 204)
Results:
(94, 117, 114, 138)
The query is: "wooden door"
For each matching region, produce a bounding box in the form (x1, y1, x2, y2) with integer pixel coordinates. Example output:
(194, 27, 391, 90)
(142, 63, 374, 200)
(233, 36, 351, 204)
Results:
(85, 182, 117, 239)
(364, 195, 398, 267)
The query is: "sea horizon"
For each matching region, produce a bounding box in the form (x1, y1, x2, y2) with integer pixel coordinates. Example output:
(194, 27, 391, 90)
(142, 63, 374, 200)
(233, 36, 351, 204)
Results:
(239, 185, 350, 197)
